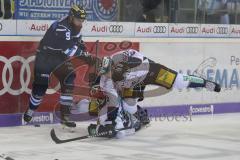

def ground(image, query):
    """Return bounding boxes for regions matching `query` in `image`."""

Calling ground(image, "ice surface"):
[0,113,240,160]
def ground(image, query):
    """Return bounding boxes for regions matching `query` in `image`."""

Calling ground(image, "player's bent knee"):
[173,73,190,90]
[122,99,138,114]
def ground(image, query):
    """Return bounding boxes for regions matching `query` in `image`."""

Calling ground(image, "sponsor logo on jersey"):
[155,68,177,89]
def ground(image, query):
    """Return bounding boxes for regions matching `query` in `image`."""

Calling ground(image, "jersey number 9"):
[66,32,71,40]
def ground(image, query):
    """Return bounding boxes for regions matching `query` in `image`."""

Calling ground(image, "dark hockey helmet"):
[69,5,86,19]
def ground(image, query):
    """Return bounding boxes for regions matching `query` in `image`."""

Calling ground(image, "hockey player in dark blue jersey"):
[23,5,90,128]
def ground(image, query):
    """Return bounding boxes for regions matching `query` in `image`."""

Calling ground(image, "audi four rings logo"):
[109,25,123,33]
[0,56,59,95]
[153,26,167,33]
[186,27,199,34]
[216,27,228,34]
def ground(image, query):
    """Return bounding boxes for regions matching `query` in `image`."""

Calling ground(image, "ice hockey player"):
[23,5,91,128]
[87,49,221,138]
[76,83,150,138]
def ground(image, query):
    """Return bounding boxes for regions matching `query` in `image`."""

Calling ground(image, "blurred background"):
[119,0,240,24]
[1,0,240,24]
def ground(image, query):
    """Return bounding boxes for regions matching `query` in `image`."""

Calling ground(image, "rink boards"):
[0,36,240,126]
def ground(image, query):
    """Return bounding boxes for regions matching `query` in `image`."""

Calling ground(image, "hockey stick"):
[0,154,15,160]
[92,40,100,85]
[50,126,134,144]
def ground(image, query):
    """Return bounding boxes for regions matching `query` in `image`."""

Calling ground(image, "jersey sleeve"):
[39,20,85,57]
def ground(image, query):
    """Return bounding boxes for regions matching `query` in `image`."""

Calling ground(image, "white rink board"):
[1,20,240,38]
[0,36,239,108]
[0,20,17,35]
[140,40,240,107]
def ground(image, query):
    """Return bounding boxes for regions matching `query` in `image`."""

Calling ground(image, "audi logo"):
[216,27,228,34]
[0,23,2,31]
[109,25,123,33]
[153,26,167,33]
[0,56,59,95]
[186,27,199,34]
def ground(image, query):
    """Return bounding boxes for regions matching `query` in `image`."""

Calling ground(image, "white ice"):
[0,113,240,160]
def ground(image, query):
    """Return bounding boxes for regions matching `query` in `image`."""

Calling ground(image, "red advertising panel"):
[0,41,139,114]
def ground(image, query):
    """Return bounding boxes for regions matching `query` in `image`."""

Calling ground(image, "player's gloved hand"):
[75,48,90,56]
[88,123,116,138]
[90,85,101,97]
[77,39,87,52]
[82,51,91,56]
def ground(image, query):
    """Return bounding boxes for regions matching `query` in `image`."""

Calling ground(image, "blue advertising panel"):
[15,0,118,21]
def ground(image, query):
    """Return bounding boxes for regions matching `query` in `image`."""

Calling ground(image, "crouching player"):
[76,84,150,138]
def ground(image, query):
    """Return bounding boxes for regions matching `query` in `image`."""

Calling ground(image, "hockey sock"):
[29,83,48,110]
[173,74,205,89]
[29,94,43,110]
[185,75,206,88]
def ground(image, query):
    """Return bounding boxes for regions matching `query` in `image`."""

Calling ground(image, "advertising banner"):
[229,25,240,37]
[140,40,240,108]
[0,40,139,117]
[134,23,169,37]
[168,23,201,37]
[2,20,240,38]
[15,0,118,21]
[82,21,135,37]
[0,20,17,35]
[200,24,230,37]
[17,20,53,36]
[1,36,240,126]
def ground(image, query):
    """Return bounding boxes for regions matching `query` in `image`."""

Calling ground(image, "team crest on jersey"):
[93,0,117,21]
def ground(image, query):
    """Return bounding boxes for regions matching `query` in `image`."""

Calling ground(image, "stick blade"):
[50,129,62,144]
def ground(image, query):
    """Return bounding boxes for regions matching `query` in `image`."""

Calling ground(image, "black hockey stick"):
[0,153,15,160]
[50,126,134,144]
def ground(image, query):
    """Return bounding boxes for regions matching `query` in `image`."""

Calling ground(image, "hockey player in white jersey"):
[85,49,221,138]
[76,82,149,138]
